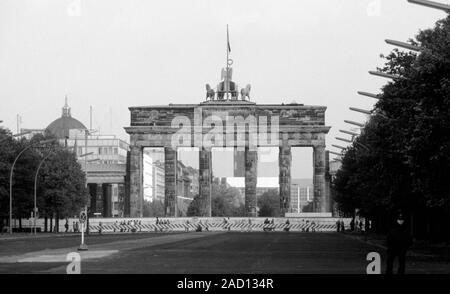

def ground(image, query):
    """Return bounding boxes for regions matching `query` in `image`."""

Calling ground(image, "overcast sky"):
[0,0,446,171]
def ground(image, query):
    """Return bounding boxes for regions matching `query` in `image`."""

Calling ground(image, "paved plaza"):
[0,232,448,274]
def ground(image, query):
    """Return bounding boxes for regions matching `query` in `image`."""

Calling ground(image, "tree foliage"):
[257,189,281,217]
[0,131,87,224]
[143,199,165,217]
[187,178,245,217]
[333,16,450,237]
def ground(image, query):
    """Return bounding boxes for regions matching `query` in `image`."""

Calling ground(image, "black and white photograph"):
[0,0,449,284]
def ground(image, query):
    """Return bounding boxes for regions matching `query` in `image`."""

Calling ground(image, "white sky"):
[0,0,447,166]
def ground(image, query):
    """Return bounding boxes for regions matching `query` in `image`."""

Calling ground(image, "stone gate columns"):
[199,147,212,217]
[279,145,291,215]
[313,145,327,213]
[164,147,177,217]
[245,147,258,217]
[129,145,143,217]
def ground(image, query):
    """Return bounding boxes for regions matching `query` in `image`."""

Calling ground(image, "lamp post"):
[407,0,450,12]
[349,107,372,115]
[328,151,343,157]
[336,137,352,143]
[339,130,359,137]
[9,139,55,234]
[33,151,54,235]
[344,120,365,128]
[357,91,381,100]
[78,148,94,251]
[385,39,422,52]
[80,147,93,236]
[369,70,401,80]
[332,144,346,150]
[354,141,371,152]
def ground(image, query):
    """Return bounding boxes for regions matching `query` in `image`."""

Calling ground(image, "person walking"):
[311,221,316,232]
[284,219,290,232]
[336,219,341,232]
[64,219,69,233]
[386,213,413,275]
[350,218,355,232]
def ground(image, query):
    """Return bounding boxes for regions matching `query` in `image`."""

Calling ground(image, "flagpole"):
[226,24,229,100]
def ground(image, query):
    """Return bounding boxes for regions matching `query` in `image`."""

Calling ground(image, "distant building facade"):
[36,98,130,217]
[290,178,313,213]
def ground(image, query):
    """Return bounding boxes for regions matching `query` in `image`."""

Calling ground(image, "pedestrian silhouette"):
[386,213,413,275]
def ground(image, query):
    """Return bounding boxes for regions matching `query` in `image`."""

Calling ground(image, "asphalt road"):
[0,232,449,274]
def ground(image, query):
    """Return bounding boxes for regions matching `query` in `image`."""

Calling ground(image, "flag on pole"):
[227,25,231,53]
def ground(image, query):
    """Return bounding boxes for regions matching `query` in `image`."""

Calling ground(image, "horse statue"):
[205,84,215,100]
[240,84,251,100]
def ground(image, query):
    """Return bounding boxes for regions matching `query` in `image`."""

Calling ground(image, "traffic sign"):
[79,211,87,224]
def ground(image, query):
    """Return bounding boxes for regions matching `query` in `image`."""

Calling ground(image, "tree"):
[143,199,164,217]
[187,194,202,217]
[211,180,244,217]
[0,129,20,229]
[38,144,87,231]
[187,178,245,217]
[333,15,450,239]
[0,130,42,229]
[257,189,280,217]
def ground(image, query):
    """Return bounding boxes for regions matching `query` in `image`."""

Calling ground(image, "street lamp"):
[385,39,422,52]
[33,151,54,235]
[344,120,365,128]
[354,141,371,152]
[9,139,55,234]
[357,91,380,99]
[79,152,93,158]
[350,107,389,120]
[339,130,359,137]
[407,0,450,12]
[332,144,346,150]
[369,70,401,80]
[349,107,372,115]
[335,137,352,143]
[328,151,342,157]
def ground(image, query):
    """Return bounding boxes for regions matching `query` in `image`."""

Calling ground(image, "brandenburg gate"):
[124,67,331,217]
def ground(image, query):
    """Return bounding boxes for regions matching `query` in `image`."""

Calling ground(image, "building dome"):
[45,97,87,139]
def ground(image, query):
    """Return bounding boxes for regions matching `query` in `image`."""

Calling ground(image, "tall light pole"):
[336,137,352,143]
[332,144,346,150]
[385,39,422,52]
[407,0,450,12]
[369,70,401,80]
[328,151,343,157]
[349,107,372,115]
[9,139,55,234]
[357,91,380,99]
[339,130,359,137]
[78,143,93,250]
[33,151,54,235]
[344,120,365,128]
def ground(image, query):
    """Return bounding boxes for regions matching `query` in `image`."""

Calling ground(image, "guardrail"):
[7,217,352,233]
